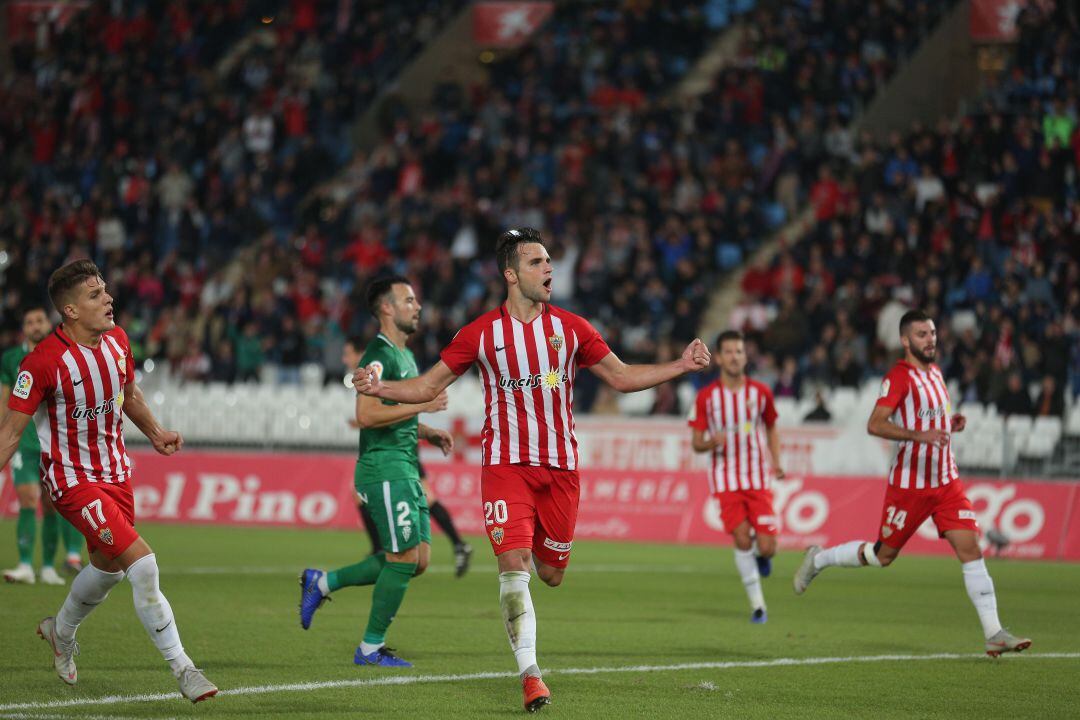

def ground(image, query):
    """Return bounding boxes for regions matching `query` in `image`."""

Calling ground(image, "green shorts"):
[356,477,430,553]
[10,448,39,486]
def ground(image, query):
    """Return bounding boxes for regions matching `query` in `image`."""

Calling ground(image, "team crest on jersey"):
[402,524,412,542]
[13,371,32,399]
[881,525,893,538]
[491,526,504,546]
[98,527,114,546]
[548,334,563,352]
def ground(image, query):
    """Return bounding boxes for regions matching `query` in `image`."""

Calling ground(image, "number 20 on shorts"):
[485,500,508,525]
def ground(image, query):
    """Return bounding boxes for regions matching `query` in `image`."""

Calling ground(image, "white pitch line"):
[168,563,707,575]
[1,652,1077,712]
[0,714,178,720]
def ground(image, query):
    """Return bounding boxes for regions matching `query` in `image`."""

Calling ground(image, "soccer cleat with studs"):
[176,666,218,703]
[522,675,551,713]
[298,568,331,630]
[354,646,413,667]
[4,563,36,584]
[985,629,1032,658]
[454,543,473,578]
[37,616,78,685]
[793,545,822,595]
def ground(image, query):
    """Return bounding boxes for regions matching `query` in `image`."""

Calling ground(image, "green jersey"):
[0,344,40,455]
[356,334,421,484]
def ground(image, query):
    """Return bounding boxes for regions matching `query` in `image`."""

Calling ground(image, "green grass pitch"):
[1,520,1078,719]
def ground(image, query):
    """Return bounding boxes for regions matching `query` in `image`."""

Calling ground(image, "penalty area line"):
[2,652,1078,712]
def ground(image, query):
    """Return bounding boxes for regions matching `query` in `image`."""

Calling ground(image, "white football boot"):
[37,616,78,685]
[4,563,36,584]
[176,666,219,703]
[985,629,1032,658]
[793,545,823,595]
[39,566,66,585]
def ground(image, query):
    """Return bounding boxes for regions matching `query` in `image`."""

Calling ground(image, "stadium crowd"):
[729,1,1080,417]
[1,0,1074,419]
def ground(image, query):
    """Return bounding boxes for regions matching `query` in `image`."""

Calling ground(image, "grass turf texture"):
[0,520,1077,719]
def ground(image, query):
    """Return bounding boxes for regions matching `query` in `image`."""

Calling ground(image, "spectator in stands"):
[802,390,832,423]
[995,372,1034,417]
[1034,375,1065,417]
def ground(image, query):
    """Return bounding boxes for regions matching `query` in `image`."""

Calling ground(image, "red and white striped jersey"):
[440,303,611,470]
[876,360,958,490]
[7,326,134,499]
[688,378,778,493]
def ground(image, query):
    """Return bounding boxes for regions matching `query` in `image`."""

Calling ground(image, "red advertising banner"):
[473,2,553,48]
[970,0,1025,42]
[2,451,1078,561]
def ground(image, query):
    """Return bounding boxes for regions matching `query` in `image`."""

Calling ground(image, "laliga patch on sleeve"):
[368,361,384,381]
[13,370,33,399]
[879,379,890,398]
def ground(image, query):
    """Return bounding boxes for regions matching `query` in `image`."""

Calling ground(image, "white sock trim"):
[862,543,882,567]
[359,641,384,656]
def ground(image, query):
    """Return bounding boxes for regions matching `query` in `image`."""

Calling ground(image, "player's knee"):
[539,570,564,587]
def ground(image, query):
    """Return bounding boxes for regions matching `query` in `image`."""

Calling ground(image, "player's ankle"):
[520,664,542,679]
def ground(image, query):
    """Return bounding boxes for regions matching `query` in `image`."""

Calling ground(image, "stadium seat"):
[774,397,799,426]
[1068,405,1080,436]
[1032,416,1063,445]
[617,388,657,416]
[300,363,325,389]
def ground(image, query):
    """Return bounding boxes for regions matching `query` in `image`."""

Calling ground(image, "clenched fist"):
[681,338,711,371]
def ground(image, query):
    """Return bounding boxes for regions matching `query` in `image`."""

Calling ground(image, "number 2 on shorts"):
[395,501,412,530]
[485,500,508,525]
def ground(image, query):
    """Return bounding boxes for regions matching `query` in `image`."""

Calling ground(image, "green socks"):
[327,554,386,592]
[41,512,60,567]
[16,508,35,565]
[362,561,417,645]
[61,518,83,556]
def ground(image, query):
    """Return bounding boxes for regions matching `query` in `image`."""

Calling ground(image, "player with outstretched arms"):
[793,309,1031,657]
[353,228,711,712]
[688,330,783,623]
[0,260,217,702]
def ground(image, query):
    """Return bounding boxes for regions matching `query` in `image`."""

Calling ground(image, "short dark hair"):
[21,303,50,320]
[496,227,544,273]
[365,274,410,318]
[344,335,365,352]
[48,260,103,315]
[899,309,932,335]
[715,330,744,350]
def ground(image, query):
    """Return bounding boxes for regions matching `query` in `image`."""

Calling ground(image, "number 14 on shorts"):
[885,505,908,530]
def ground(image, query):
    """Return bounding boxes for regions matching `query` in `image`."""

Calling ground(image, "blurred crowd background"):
[0,0,1077,420]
